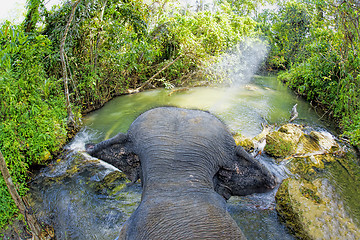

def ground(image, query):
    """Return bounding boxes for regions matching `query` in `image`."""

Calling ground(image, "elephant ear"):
[214,145,277,200]
[86,133,142,184]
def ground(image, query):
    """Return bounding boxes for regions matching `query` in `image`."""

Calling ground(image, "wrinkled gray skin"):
[86,107,277,240]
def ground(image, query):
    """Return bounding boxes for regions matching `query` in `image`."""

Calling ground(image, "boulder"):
[244,123,359,239]
[264,124,304,158]
[261,124,339,176]
[276,178,360,240]
[233,133,255,153]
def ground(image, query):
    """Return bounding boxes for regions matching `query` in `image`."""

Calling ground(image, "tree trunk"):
[60,0,82,128]
[0,150,42,239]
[94,0,108,71]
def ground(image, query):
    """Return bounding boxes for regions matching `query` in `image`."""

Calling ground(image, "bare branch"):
[60,0,81,127]
[127,54,183,94]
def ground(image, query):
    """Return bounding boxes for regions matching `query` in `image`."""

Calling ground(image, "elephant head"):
[86,107,278,239]
[85,107,277,198]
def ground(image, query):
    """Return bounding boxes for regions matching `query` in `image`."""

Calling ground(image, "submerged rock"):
[276,178,360,240]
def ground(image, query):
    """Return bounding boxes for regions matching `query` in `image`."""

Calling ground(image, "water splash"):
[66,127,101,151]
[208,38,269,86]
[206,38,269,129]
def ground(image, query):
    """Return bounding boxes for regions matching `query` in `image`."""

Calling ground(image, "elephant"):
[86,107,278,240]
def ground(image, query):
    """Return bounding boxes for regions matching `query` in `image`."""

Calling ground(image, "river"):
[29,75,359,239]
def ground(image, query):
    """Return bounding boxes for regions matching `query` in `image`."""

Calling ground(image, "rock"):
[94,170,128,193]
[264,124,304,158]
[263,124,338,176]
[244,84,259,91]
[253,124,274,142]
[261,123,359,239]
[309,131,339,152]
[276,178,360,240]
[233,124,274,157]
[233,133,254,153]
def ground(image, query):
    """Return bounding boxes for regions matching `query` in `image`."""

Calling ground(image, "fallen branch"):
[168,87,190,96]
[127,54,183,94]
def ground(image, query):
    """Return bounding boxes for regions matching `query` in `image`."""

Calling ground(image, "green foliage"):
[0,22,67,229]
[219,0,275,16]
[152,3,258,82]
[0,0,261,230]
[277,0,360,146]
[258,1,311,70]
[24,0,46,33]
[40,0,259,110]
[42,0,154,110]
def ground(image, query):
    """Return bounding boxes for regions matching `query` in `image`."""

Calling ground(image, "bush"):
[0,22,67,229]
[279,25,360,146]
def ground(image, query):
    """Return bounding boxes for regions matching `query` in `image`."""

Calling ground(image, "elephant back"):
[120,193,246,240]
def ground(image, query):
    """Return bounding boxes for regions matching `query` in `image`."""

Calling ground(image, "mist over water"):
[206,38,269,118]
[209,38,268,86]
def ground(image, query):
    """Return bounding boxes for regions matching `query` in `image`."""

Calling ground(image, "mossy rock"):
[278,124,304,138]
[296,132,339,155]
[265,124,337,175]
[95,170,128,193]
[309,131,339,152]
[233,134,255,152]
[264,124,304,158]
[286,133,337,176]
[287,157,325,178]
[296,134,322,155]
[276,178,360,240]
[265,132,296,158]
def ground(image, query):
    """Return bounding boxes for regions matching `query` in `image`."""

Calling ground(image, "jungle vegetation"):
[0,0,359,236]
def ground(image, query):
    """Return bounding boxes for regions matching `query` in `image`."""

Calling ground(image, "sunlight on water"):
[83,76,325,140]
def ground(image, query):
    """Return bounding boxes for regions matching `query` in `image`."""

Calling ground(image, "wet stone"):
[275,178,360,240]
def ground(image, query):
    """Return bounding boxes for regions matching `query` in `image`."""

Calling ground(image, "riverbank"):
[0,2,260,232]
[2,0,359,238]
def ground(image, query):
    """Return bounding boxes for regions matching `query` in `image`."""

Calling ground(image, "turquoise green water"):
[80,75,327,240]
[84,76,325,140]
[30,75,360,239]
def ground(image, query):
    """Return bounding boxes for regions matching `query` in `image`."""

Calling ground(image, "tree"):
[266,1,311,69]
[24,0,44,33]
[60,0,82,128]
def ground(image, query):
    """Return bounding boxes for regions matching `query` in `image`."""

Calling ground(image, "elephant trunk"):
[85,132,127,155]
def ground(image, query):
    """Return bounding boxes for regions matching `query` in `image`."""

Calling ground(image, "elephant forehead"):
[130,107,228,136]
[128,108,236,167]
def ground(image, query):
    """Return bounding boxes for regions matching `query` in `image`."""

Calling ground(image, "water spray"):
[209,38,269,86]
